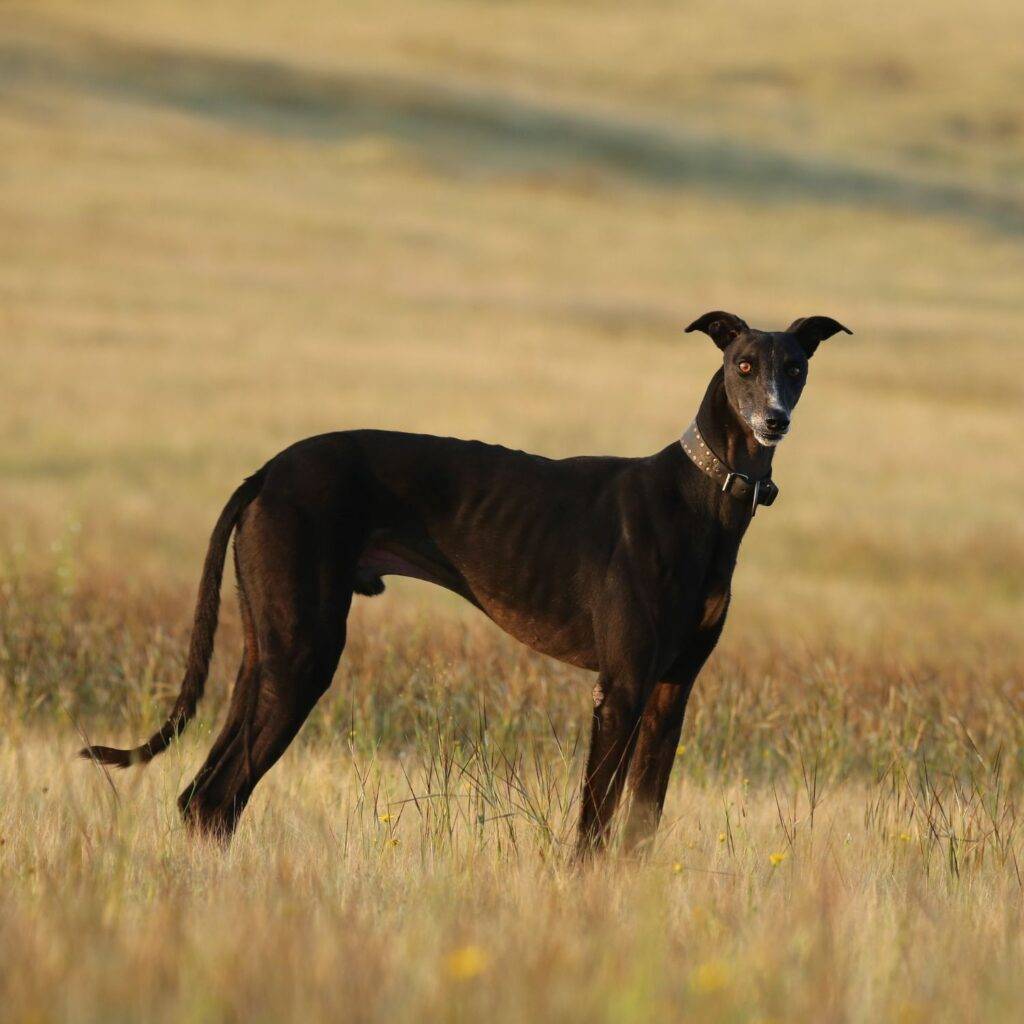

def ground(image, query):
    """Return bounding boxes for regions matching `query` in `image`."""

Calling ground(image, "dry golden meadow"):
[2,1,1024,1021]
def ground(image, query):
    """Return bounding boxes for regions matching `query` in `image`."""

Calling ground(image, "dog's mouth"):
[751,426,788,447]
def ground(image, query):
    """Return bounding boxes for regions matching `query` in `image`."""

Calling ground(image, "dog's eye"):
[787,365,803,378]
[737,360,752,375]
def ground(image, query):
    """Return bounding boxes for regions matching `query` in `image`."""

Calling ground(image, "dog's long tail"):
[79,468,266,768]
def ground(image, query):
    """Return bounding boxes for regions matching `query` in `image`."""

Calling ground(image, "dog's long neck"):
[694,368,774,480]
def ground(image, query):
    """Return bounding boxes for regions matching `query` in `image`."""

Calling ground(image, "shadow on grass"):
[4,15,1024,233]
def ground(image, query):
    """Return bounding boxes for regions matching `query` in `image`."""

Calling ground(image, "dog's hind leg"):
[178,500,353,840]
[176,543,262,820]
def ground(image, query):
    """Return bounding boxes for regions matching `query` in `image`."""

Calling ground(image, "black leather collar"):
[679,421,779,516]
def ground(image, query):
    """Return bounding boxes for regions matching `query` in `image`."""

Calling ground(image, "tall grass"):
[5,713,1024,1022]
[3,569,1023,796]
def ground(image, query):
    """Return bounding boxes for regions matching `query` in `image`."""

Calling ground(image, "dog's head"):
[685,311,851,446]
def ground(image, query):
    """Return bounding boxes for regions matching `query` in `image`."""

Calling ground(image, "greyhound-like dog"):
[82,310,850,853]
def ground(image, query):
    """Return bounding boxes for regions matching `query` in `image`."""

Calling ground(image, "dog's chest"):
[678,532,741,636]
[698,586,731,631]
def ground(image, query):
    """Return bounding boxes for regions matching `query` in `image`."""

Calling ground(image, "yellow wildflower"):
[445,945,490,980]
[769,851,787,867]
[690,958,730,994]
[379,813,393,823]
[672,861,684,874]
[896,1002,925,1024]
[717,832,727,844]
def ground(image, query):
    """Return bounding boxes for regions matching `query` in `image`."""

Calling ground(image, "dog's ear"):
[684,311,749,350]
[787,316,852,357]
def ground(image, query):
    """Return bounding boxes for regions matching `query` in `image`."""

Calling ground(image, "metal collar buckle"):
[682,421,779,516]
[721,470,750,495]
[722,471,764,517]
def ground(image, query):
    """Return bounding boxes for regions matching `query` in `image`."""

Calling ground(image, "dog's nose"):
[764,411,790,432]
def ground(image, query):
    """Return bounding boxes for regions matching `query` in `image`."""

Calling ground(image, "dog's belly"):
[354,539,597,670]
[355,539,465,596]
[469,593,598,671]
[357,547,446,588]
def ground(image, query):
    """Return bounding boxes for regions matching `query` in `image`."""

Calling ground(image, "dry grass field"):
[2,1,1024,1021]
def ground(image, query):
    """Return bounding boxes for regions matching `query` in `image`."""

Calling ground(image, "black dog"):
[83,310,850,853]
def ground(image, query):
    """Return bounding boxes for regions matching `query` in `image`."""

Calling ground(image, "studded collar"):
[679,420,779,516]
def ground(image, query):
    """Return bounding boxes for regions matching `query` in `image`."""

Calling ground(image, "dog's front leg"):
[620,624,725,855]
[619,680,693,855]
[575,672,651,859]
